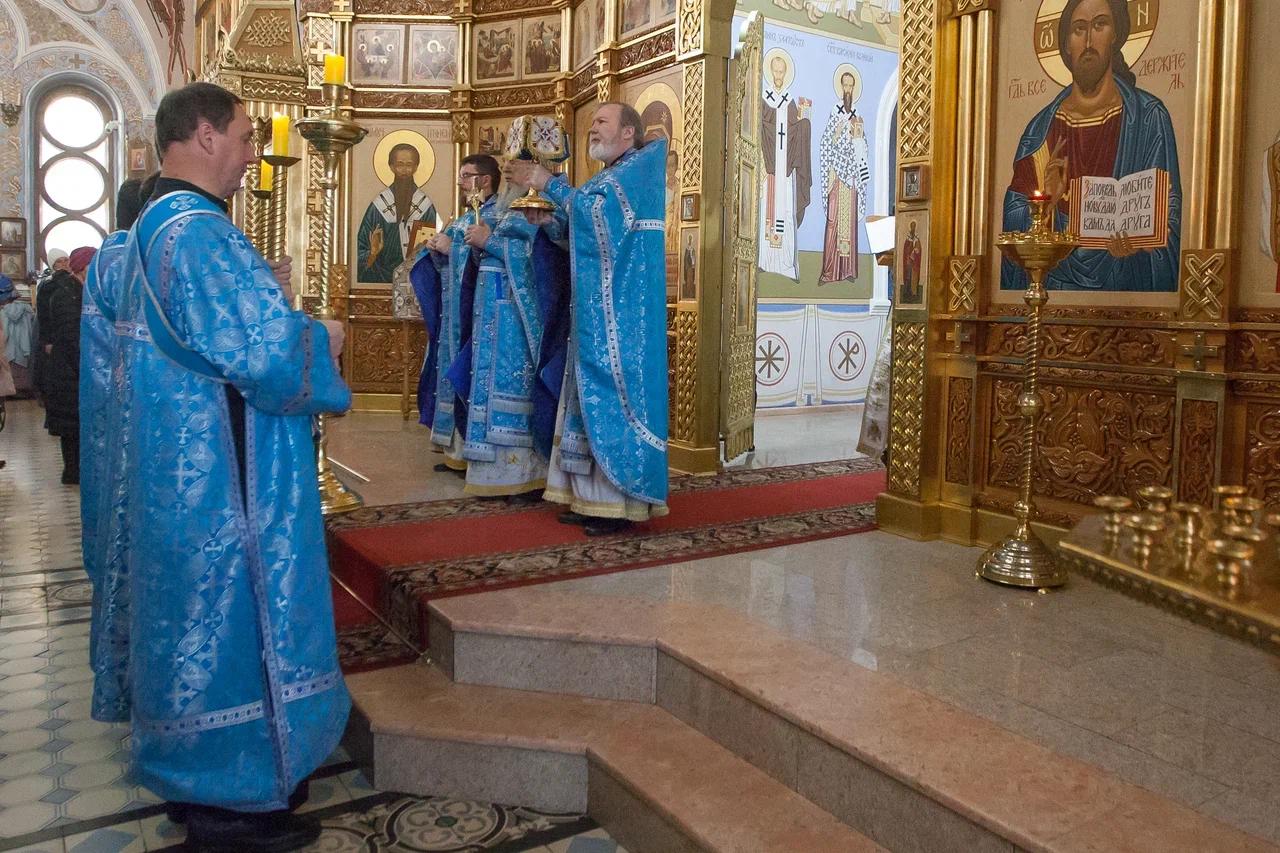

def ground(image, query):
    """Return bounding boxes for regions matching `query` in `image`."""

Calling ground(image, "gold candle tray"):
[1057,512,1280,655]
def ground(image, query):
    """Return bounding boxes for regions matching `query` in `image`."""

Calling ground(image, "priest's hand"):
[505,159,552,191]
[522,210,553,226]
[320,319,345,359]
[427,232,451,254]
[1107,231,1137,258]
[464,222,491,249]
[268,255,294,302]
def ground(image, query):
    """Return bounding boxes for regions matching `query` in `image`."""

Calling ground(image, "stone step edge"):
[347,665,879,853]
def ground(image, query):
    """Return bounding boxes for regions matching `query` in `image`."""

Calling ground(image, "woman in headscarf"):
[0,274,35,394]
[43,246,95,484]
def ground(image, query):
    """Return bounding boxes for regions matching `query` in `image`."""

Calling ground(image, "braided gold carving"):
[946,255,978,314]
[899,0,934,161]
[678,0,701,55]
[675,310,698,442]
[682,62,703,190]
[945,377,973,484]
[305,18,336,87]
[888,322,926,496]
[242,12,292,47]
[1177,399,1218,506]
[241,78,307,102]
[305,153,327,297]
[1178,249,1227,321]
[452,111,471,143]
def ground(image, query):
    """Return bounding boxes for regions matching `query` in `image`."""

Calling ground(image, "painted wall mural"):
[734,6,898,409]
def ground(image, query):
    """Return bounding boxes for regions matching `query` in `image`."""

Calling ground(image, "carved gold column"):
[666,0,731,474]
[877,0,949,537]
[1174,0,1242,505]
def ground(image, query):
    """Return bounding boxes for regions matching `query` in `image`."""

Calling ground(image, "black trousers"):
[59,433,79,483]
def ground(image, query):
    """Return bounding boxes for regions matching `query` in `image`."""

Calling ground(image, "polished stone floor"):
[0,401,623,853]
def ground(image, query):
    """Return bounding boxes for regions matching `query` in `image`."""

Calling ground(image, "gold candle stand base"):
[978,528,1066,589]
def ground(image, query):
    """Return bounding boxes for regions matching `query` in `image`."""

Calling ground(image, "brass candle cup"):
[1123,512,1164,567]
[1222,496,1264,530]
[1093,495,1134,544]
[1212,484,1248,512]
[1207,538,1254,598]
[1169,502,1206,555]
[1136,485,1174,516]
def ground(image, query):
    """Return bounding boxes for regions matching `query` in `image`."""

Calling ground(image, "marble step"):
[344,663,882,853]
[422,587,1277,853]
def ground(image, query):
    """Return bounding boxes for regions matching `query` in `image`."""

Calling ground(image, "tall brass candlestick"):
[246,118,272,253]
[297,82,367,515]
[262,153,300,261]
[978,193,1079,589]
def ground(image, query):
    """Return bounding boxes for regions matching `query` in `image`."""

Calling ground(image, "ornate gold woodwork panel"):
[944,377,973,484]
[982,324,1178,369]
[898,0,934,162]
[674,310,698,443]
[945,255,979,314]
[1177,399,1219,505]
[888,322,926,496]
[984,378,1175,505]
[1245,401,1280,508]
[1178,249,1229,322]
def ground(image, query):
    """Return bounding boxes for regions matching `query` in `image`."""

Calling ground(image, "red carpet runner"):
[329,458,884,671]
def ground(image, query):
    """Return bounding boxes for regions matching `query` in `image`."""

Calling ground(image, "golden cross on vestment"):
[945,321,973,353]
[1180,331,1222,372]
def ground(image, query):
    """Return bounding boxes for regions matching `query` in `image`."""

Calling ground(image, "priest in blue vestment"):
[103,83,350,852]
[506,103,669,535]
[459,188,571,499]
[410,154,501,474]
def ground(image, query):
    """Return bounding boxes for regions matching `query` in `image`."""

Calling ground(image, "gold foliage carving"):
[1234,380,1280,398]
[354,0,451,13]
[1233,331,1280,373]
[945,377,972,484]
[986,379,1174,504]
[675,311,698,442]
[983,324,1177,368]
[216,48,306,77]
[946,256,978,314]
[353,90,451,110]
[349,296,392,317]
[474,0,550,11]
[1234,308,1280,323]
[618,30,676,73]
[1246,402,1280,508]
[682,62,703,190]
[1177,399,1217,505]
[888,322,926,496]
[678,0,702,55]
[898,0,934,161]
[571,65,594,98]
[473,84,558,109]
[982,361,1175,390]
[988,304,1174,322]
[242,13,292,48]
[351,323,410,390]
[1178,249,1227,321]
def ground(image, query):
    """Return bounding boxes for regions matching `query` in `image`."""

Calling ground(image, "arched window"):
[33,84,117,266]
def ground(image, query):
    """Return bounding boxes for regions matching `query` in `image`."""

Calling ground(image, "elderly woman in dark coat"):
[43,246,95,484]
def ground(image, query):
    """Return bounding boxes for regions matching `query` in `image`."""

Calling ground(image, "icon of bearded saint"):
[1002,0,1181,293]
[819,69,870,284]
[357,143,437,283]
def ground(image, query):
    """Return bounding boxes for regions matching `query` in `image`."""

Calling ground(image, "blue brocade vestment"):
[106,191,353,811]
[543,141,670,506]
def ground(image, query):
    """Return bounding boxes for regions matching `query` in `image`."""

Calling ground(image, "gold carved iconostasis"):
[880,0,1280,544]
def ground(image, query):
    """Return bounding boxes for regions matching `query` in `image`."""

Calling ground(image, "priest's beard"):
[1070,49,1108,95]
[493,183,526,215]
[588,142,607,162]
[392,176,417,221]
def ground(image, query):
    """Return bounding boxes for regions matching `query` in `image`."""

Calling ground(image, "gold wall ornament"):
[950,0,996,17]
[674,310,698,442]
[296,81,370,515]
[946,255,979,314]
[1177,398,1220,506]
[944,320,973,353]
[898,0,934,161]
[680,61,703,190]
[888,322,927,496]
[1178,249,1228,321]
[242,12,293,48]
[678,0,702,55]
[944,376,973,484]
[978,193,1078,590]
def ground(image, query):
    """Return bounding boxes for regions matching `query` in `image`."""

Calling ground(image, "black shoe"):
[164,802,188,824]
[433,462,454,473]
[583,518,633,537]
[507,491,542,506]
[557,510,588,525]
[167,781,305,826]
[184,806,320,853]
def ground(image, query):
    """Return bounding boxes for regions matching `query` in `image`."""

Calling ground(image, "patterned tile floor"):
[0,401,625,853]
